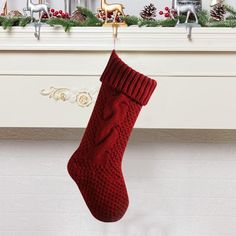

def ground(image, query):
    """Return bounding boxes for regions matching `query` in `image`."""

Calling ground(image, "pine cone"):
[140,3,157,20]
[71,9,87,22]
[8,10,23,17]
[210,4,226,21]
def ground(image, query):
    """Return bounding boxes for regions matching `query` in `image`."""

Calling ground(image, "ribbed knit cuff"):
[100,50,157,106]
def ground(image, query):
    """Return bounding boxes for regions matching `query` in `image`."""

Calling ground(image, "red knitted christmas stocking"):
[67,50,157,222]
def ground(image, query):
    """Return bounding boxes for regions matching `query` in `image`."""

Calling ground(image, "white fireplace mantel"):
[0,27,236,130]
[0,26,236,52]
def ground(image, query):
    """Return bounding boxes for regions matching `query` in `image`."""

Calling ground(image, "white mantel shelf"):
[0,26,236,52]
[0,26,236,130]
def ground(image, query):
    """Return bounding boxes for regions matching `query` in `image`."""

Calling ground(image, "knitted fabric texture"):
[67,50,157,222]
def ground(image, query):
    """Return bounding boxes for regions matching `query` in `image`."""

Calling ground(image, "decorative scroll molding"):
[40,86,98,107]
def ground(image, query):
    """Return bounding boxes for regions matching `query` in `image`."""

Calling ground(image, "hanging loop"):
[112,23,119,39]
[112,23,119,49]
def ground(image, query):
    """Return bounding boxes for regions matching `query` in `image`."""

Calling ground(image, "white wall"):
[6,0,236,17]
[2,1,236,235]
[1,132,236,236]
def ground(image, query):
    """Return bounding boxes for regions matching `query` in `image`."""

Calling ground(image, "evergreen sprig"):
[121,15,139,26]
[74,6,102,27]
[198,10,209,26]
[0,16,32,29]
[139,18,177,27]
[1,17,21,29]
[19,17,32,27]
[207,19,236,27]
[225,4,236,16]
[44,18,76,32]
[226,15,236,20]
[45,7,102,31]
[224,4,236,21]
[0,16,5,25]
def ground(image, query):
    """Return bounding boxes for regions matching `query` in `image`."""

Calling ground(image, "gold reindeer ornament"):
[100,0,127,26]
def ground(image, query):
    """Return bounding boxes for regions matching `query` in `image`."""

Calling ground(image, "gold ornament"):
[210,0,224,7]
[40,87,98,108]
[40,87,71,102]
[100,0,126,26]
[76,92,93,107]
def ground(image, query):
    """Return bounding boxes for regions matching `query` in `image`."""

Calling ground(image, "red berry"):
[65,13,69,18]
[159,11,163,15]
[59,10,63,14]
[62,13,66,18]
[53,12,59,17]
[165,7,169,11]
[165,13,170,17]
[50,8,55,13]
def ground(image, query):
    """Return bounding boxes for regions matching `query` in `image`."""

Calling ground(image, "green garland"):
[44,7,102,31]
[1,6,236,31]
[0,16,31,29]
[225,4,236,20]
[225,5,236,16]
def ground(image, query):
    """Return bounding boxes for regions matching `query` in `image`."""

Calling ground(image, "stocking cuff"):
[100,50,157,106]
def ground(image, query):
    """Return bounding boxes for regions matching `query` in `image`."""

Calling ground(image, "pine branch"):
[45,18,76,32]
[76,6,95,19]
[45,14,102,31]
[139,18,177,27]
[197,10,209,26]
[225,4,236,16]
[84,17,102,27]
[0,16,5,26]
[158,18,177,27]
[1,17,21,29]
[19,17,31,27]
[122,15,139,26]
[226,15,236,20]
[207,19,236,27]
[74,7,102,27]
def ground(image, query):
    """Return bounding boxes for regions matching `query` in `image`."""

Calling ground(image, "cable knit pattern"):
[67,50,157,222]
